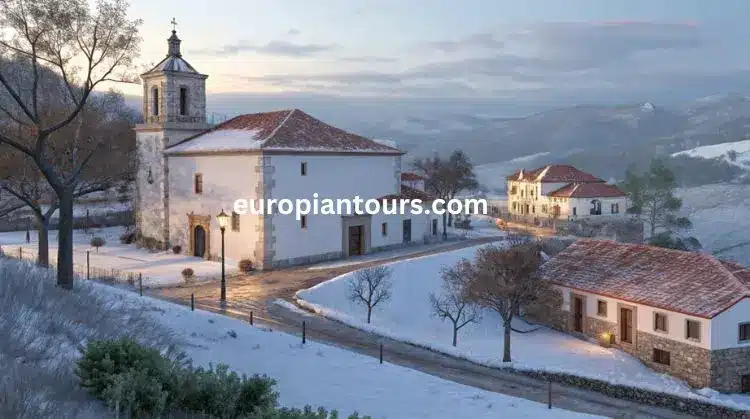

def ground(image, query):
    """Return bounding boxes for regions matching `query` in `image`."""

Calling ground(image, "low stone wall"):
[711,346,750,392]
[510,368,748,418]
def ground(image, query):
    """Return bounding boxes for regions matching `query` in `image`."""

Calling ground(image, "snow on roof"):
[540,239,750,318]
[144,55,200,74]
[166,109,403,155]
[547,182,627,198]
[507,165,604,183]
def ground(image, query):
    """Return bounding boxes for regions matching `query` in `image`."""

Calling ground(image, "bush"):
[181,268,194,282]
[172,245,182,254]
[239,259,254,273]
[119,232,136,244]
[90,237,106,253]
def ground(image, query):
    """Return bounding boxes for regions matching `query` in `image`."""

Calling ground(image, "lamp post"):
[216,210,230,306]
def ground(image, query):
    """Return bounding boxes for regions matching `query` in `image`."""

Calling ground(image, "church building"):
[135,30,439,269]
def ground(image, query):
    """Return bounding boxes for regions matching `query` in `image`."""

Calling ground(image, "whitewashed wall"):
[136,131,167,242]
[568,197,628,218]
[370,210,437,249]
[167,154,262,262]
[712,298,750,350]
[558,287,712,350]
[268,154,400,261]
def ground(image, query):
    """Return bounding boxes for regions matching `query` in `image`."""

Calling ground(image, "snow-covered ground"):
[672,139,750,167]
[679,183,750,266]
[0,226,237,287]
[296,244,750,410]
[99,283,594,418]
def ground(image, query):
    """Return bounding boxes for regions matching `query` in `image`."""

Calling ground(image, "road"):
[153,237,696,419]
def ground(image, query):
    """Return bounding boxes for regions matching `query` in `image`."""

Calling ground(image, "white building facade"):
[506,165,628,221]
[135,30,439,269]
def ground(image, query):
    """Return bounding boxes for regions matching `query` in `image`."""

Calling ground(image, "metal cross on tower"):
[170,17,178,31]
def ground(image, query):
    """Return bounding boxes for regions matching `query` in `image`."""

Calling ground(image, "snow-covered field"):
[0,226,237,287]
[296,244,750,410]
[672,139,750,167]
[0,256,595,418]
[679,183,750,266]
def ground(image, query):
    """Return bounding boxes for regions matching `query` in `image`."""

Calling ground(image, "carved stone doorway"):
[188,213,211,260]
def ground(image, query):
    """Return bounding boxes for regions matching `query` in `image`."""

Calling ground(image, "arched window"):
[151,87,159,116]
[179,87,188,116]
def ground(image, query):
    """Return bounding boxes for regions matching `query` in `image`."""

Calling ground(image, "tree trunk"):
[56,190,75,289]
[367,306,372,324]
[502,320,512,362]
[36,218,49,267]
[452,326,458,347]
[442,212,448,240]
[448,213,453,227]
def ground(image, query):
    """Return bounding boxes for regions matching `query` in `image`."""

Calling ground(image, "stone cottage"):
[538,239,750,393]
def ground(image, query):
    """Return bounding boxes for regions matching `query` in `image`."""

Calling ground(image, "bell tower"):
[134,22,212,247]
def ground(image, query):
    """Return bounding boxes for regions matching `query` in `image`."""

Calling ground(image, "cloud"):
[198,40,336,57]
[337,56,398,64]
[287,28,301,36]
[230,21,750,101]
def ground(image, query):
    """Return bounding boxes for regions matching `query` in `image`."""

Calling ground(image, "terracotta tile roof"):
[506,165,604,183]
[548,182,627,198]
[378,185,437,202]
[539,239,750,318]
[401,172,426,181]
[167,109,403,155]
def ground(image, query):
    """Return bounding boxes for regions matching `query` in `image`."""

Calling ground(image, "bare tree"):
[0,0,141,288]
[462,243,556,362]
[348,266,393,324]
[414,150,478,239]
[429,259,481,346]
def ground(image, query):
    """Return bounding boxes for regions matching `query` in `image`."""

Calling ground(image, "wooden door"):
[193,226,206,258]
[573,297,584,332]
[620,307,633,343]
[402,219,412,243]
[348,225,363,256]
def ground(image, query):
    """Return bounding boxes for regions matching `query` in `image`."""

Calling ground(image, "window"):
[611,203,619,214]
[151,87,159,116]
[597,300,607,316]
[654,312,668,333]
[179,87,188,116]
[231,212,240,232]
[510,186,517,195]
[432,219,438,236]
[686,319,701,341]
[532,205,536,214]
[739,323,750,342]
[301,162,307,176]
[194,173,203,194]
[572,207,577,216]
[381,222,387,236]
[653,348,671,366]
[301,215,307,229]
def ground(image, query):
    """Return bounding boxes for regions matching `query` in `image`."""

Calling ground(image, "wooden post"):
[379,342,383,364]
[548,380,552,409]
[138,273,143,296]
[249,311,253,325]
[191,293,195,311]
[302,321,306,344]
[18,246,22,259]
[86,251,90,280]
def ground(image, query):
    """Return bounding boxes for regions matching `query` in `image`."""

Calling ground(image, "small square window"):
[301,215,307,229]
[301,162,307,176]
[231,212,240,232]
[381,222,387,236]
[654,313,668,333]
[194,173,203,194]
[653,348,671,366]
[432,219,438,236]
[686,319,701,341]
[597,300,607,316]
[572,207,577,216]
[739,323,750,342]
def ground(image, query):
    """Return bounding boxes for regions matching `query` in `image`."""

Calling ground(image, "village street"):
[153,236,694,419]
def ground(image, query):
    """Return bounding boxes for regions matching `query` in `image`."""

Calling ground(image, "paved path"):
[153,237,696,419]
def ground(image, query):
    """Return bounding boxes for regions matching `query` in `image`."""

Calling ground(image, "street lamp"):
[216,210,230,306]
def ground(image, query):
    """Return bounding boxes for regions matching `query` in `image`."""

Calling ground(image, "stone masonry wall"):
[711,346,750,392]
[634,331,711,389]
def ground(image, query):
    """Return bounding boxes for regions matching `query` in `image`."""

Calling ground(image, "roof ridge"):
[261,109,296,146]
[707,254,750,294]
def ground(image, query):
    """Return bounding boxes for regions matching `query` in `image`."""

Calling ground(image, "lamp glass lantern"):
[216,210,230,230]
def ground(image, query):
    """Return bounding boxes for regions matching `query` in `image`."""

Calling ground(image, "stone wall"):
[711,346,750,392]
[634,330,711,389]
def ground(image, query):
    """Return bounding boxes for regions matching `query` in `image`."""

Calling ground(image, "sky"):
[121,0,750,106]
